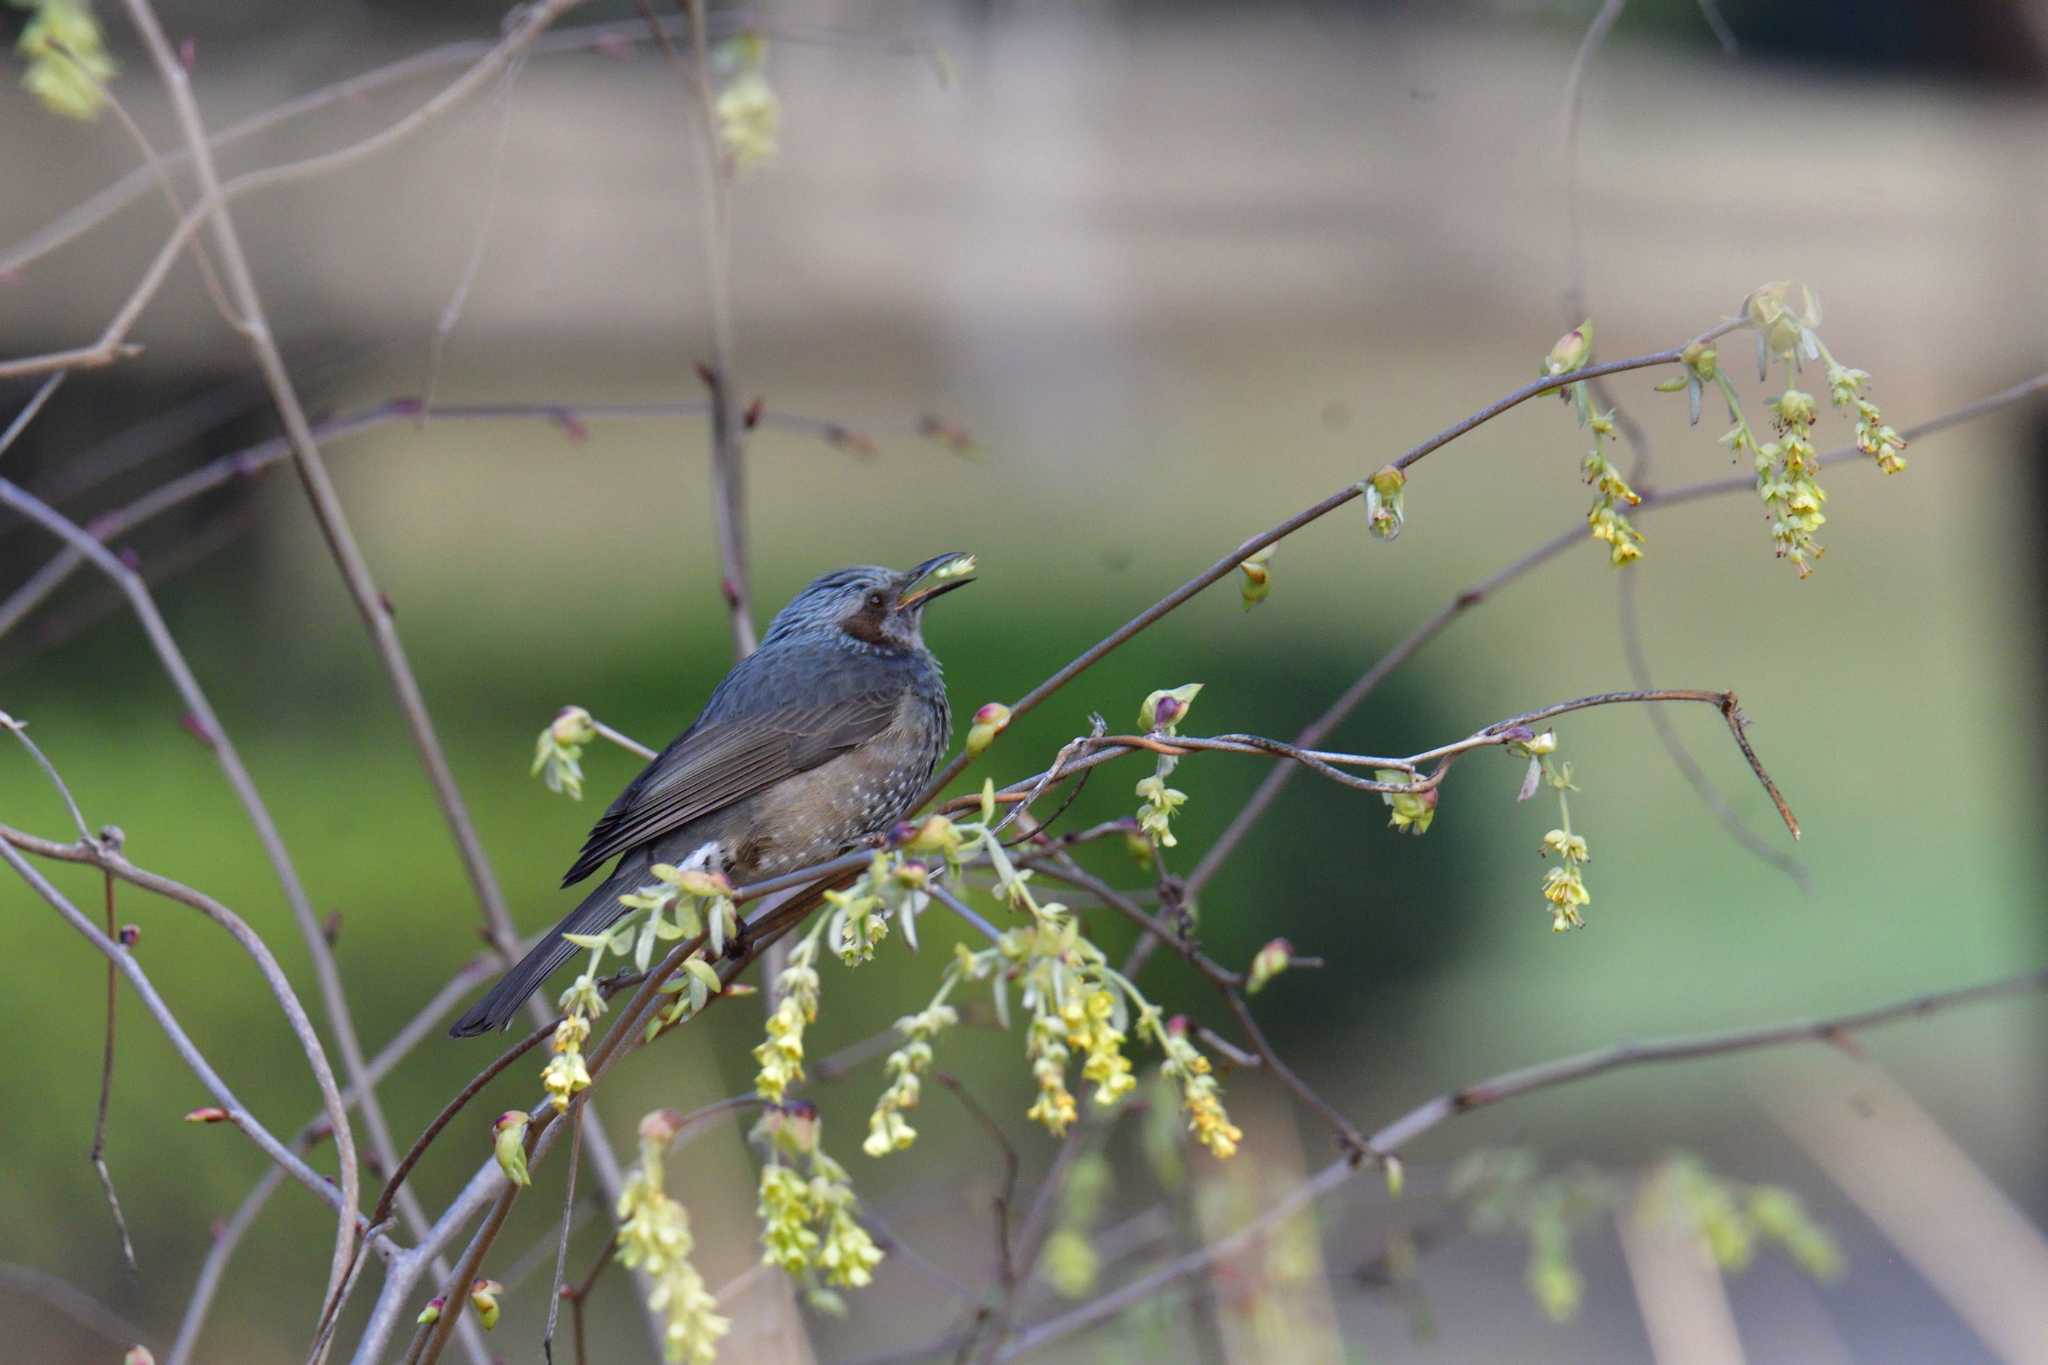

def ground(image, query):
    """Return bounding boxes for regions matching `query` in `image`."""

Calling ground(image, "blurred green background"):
[2,1,2045,1361]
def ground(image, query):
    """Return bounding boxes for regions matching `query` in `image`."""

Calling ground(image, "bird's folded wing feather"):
[560,687,905,886]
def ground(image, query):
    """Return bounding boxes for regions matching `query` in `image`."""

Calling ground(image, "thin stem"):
[90,866,138,1274]
[541,1109,583,1364]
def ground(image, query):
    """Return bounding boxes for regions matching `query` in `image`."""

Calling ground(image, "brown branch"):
[540,1108,583,1365]
[915,324,1741,807]
[90,864,138,1275]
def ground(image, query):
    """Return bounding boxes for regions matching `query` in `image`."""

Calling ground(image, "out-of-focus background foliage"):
[2,1,2045,1360]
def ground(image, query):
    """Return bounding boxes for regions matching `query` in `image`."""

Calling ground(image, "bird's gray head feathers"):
[760,553,973,655]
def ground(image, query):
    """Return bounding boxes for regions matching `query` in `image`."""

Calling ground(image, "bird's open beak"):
[896,551,976,610]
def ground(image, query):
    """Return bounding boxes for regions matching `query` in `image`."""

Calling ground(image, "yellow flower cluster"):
[1025,1011,1079,1136]
[715,56,780,169]
[823,882,888,965]
[1143,1012,1243,1159]
[752,938,821,1104]
[755,1110,886,1291]
[16,0,116,121]
[541,1012,593,1112]
[1754,386,1829,577]
[758,1161,821,1274]
[1827,362,1908,476]
[1725,283,1907,577]
[1537,766,1593,932]
[1540,859,1590,933]
[1067,987,1136,1107]
[618,1113,730,1364]
[1582,428,1645,566]
[1134,773,1189,848]
[862,999,957,1157]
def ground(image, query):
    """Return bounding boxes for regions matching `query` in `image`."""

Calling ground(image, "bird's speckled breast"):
[740,684,950,876]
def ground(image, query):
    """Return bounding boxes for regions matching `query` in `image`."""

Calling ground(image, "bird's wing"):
[560,685,904,886]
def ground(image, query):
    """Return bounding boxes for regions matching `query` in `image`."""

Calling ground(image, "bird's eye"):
[866,591,886,610]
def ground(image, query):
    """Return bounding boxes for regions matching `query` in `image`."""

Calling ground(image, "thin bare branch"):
[0,396,889,644]
[0,374,66,462]
[167,1167,284,1365]
[0,839,385,1254]
[0,1261,155,1353]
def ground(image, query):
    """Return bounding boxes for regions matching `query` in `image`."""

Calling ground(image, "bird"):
[450,552,974,1037]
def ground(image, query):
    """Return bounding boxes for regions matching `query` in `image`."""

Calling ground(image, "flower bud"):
[416,1296,444,1326]
[1237,546,1274,611]
[1545,320,1593,376]
[184,1106,229,1124]
[492,1111,531,1188]
[469,1279,504,1331]
[550,706,595,747]
[1246,938,1293,995]
[1139,683,1203,733]
[1743,281,1819,362]
[1363,466,1407,542]
[124,1349,155,1365]
[1375,770,1437,835]
[653,864,733,898]
[638,1108,686,1148]
[1769,388,1817,428]
[904,815,963,858]
[1681,340,1717,380]
[894,859,931,889]
[760,1101,821,1156]
[118,923,141,946]
[1384,1154,1405,1199]
[965,701,1011,757]
[1123,829,1154,868]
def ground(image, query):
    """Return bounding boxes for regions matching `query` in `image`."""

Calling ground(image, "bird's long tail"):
[449,855,647,1037]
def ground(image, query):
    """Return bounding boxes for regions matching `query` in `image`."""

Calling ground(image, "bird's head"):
[764,552,976,655]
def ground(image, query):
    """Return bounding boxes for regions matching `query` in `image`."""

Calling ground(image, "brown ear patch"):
[840,599,890,646]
